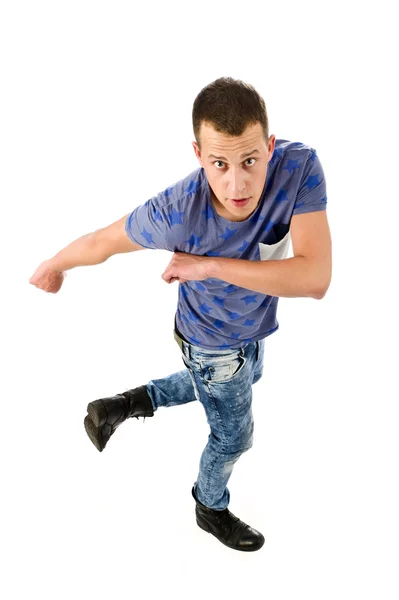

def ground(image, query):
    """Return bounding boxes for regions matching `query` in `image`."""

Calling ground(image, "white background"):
[1,1,398,598]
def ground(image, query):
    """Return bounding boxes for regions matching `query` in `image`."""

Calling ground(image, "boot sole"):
[196,518,265,552]
[84,414,104,452]
[87,400,107,428]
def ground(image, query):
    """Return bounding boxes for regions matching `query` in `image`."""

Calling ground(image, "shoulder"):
[151,166,204,212]
[270,138,315,168]
[269,138,325,198]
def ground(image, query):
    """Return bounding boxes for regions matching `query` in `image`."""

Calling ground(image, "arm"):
[161,211,332,298]
[209,256,320,299]
[48,213,146,272]
[208,211,332,299]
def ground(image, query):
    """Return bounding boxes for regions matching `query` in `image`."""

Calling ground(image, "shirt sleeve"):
[293,149,328,215]
[124,189,176,252]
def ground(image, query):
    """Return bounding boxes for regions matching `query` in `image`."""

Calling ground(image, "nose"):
[227,169,247,198]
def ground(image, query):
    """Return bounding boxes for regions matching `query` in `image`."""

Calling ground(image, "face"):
[192,121,275,222]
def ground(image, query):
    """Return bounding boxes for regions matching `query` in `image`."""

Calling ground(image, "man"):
[29,76,332,552]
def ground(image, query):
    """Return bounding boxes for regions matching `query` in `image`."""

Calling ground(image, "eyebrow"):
[208,149,260,160]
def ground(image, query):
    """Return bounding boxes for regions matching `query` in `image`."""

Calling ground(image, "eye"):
[213,158,257,169]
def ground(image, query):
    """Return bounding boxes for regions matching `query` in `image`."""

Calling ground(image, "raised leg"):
[145,367,198,410]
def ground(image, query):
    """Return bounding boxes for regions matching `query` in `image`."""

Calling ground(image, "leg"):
[145,364,199,411]
[182,340,260,510]
[195,383,254,510]
[84,360,199,452]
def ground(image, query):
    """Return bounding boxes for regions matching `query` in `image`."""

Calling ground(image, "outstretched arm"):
[29,213,146,293]
[47,213,146,272]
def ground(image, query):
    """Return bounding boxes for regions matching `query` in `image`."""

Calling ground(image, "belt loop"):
[183,339,192,361]
[256,340,259,362]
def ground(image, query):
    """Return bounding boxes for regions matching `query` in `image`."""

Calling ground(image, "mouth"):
[231,197,250,208]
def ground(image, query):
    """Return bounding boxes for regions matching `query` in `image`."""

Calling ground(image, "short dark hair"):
[192,77,269,150]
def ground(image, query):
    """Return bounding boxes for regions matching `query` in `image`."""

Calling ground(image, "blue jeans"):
[145,326,265,510]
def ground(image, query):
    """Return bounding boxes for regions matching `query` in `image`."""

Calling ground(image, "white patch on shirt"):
[258,231,291,261]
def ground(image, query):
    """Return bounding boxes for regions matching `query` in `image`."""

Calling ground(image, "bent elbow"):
[313,281,331,300]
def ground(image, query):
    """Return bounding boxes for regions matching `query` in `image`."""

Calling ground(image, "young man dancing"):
[29,76,332,552]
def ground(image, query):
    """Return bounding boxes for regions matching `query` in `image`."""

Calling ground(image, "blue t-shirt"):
[125,138,327,349]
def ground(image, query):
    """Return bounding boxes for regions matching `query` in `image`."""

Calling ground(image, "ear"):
[268,135,276,159]
[192,141,203,166]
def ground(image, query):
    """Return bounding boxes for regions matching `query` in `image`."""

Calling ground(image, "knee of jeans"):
[245,419,254,449]
[223,422,254,454]
[244,430,254,451]
[236,435,253,454]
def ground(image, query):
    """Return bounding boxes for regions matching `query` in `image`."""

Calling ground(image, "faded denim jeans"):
[145,324,265,510]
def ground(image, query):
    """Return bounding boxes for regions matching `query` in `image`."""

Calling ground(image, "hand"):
[161,252,213,284]
[29,259,67,294]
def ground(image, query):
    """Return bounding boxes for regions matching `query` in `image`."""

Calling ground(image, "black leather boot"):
[192,485,265,552]
[84,385,154,452]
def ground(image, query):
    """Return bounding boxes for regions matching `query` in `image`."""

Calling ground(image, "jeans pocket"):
[201,352,246,385]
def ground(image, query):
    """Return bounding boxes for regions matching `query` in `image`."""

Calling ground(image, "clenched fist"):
[29,260,66,294]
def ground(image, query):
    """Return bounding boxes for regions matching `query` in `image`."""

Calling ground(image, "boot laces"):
[213,509,233,534]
